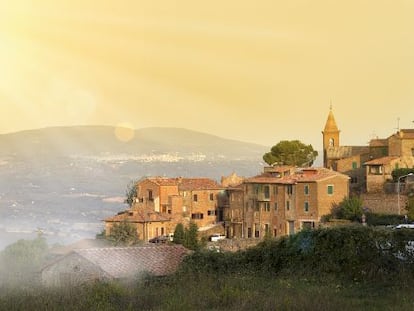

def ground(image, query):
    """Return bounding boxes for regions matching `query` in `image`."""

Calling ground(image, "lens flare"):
[114,122,135,142]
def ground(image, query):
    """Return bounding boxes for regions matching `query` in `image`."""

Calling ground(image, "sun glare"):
[114,122,135,142]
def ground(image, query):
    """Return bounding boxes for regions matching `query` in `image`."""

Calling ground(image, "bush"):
[107,221,139,246]
[334,196,364,221]
[391,168,414,182]
[180,225,414,282]
[365,212,405,226]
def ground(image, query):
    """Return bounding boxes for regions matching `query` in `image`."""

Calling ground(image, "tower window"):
[329,138,334,147]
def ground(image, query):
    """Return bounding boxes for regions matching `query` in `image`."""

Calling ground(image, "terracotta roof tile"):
[391,129,414,140]
[178,178,222,190]
[364,156,399,165]
[369,139,388,147]
[326,146,369,158]
[105,208,170,223]
[145,177,222,190]
[245,167,348,184]
[74,245,189,278]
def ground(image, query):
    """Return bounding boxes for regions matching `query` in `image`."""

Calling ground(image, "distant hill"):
[0,126,268,159]
[0,126,267,249]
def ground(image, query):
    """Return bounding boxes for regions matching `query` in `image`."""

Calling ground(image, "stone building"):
[41,245,188,287]
[322,107,370,193]
[104,208,170,242]
[322,108,414,194]
[225,166,349,238]
[104,177,227,241]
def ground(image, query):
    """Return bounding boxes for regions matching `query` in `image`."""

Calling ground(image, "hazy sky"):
[0,0,413,150]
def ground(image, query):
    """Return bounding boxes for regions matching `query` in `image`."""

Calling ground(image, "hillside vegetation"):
[1,226,414,310]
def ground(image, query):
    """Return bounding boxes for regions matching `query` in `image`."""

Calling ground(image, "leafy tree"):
[334,196,364,221]
[108,221,139,246]
[406,194,414,221]
[184,222,200,251]
[263,140,318,167]
[391,168,414,182]
[0,236,49,285]
[125,179,139,207]
[173,223,185,244]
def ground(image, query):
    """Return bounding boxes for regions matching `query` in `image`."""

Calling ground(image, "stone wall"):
[361,193,408,215]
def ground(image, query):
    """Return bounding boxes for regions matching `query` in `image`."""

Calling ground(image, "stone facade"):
[225,166,349,239]
[361,193,407,215]
[322,109,414,194]
[104,209,170,241]
[104,177,227,240]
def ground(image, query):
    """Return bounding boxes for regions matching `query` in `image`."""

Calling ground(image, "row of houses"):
[104,166,350,242]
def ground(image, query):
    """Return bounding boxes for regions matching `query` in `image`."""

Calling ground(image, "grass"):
[1,273,414,310]
[2,226,414,310]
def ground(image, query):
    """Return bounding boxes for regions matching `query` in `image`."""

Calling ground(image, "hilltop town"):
[104,108,414,243]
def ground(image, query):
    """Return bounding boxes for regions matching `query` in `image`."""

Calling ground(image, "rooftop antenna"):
[396,117,400,131]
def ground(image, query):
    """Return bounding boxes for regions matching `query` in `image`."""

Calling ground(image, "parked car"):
[209,234,226,242]
[149,236,168,243]
[394,224,414,230]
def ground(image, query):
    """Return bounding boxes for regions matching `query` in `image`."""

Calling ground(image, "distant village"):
[104,108,414,242]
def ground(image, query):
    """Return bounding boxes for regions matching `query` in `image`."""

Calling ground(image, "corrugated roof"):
[74,245,189,278]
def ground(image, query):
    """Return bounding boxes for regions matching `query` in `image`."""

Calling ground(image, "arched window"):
[329,138,334,147]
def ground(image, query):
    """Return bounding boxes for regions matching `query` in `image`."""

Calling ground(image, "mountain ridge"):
[0,126,268,159]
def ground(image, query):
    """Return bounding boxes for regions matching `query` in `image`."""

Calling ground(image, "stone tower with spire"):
[322,107,340,168]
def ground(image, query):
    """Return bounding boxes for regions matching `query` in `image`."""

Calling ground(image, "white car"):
[394,224,414,229]
[209,234,226,242]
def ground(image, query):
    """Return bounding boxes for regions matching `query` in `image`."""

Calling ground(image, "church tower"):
[322,107,340,167]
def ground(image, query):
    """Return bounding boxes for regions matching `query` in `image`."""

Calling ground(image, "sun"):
[114,122,135,142]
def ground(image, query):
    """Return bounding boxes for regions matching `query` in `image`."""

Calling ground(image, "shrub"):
[365,212,405,226]
[181,225,414,282]
[107,221,139,246]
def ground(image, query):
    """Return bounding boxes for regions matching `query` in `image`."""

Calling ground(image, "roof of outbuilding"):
[68,245,189,278]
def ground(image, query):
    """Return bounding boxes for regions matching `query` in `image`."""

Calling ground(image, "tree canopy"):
[125,179,139,207]
[107,221,139,246]
[263,140,318,167]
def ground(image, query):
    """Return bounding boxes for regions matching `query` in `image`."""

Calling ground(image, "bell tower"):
[322,106,340,167]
